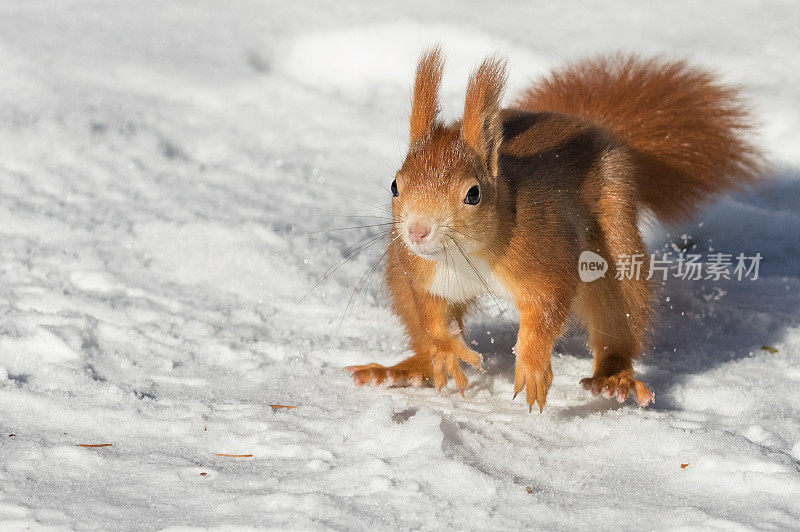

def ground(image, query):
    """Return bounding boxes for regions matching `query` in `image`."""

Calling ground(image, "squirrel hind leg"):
[575,277,655,407]
[574,203,654,407]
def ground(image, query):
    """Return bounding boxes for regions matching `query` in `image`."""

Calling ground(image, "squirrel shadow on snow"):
[465,172,800,413]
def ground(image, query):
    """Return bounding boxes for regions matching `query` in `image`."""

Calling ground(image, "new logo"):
[578,251,608,282]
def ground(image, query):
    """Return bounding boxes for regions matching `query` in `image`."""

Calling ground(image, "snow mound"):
[279,21,550,113]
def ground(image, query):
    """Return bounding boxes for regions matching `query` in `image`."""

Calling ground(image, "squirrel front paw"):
[345,362,427,388]
[430,341,484,396]
[345,341,484,395]
[513,356,553,413]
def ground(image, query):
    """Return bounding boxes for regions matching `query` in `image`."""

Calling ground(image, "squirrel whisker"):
[295,229,391,308]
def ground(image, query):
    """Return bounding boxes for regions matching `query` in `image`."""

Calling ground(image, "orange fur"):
[462,56,508,176]
[346,52,764,412]
[516,54,765,222]
[409,46,444,146]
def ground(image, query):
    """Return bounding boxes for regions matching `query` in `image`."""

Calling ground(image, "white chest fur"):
[427,253,513,303]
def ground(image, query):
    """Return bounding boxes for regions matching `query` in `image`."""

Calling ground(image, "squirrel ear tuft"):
[462,56,508,177]
[409,46,445,146]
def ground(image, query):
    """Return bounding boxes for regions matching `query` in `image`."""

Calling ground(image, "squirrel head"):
[392,47,508,262]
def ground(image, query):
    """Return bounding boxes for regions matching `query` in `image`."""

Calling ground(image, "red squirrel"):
[345,48,763,412]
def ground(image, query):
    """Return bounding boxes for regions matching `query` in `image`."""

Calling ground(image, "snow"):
[1,1,799,529]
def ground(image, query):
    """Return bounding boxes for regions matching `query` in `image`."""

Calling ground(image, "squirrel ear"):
[461,56,508,177]
[409,46,444,146]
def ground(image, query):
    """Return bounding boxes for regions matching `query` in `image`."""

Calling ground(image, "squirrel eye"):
[464,185,481,205]
[391,179,398,197]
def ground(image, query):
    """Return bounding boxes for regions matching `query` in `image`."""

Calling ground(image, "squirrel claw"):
[637,390,655,407]
[514,357,552,413]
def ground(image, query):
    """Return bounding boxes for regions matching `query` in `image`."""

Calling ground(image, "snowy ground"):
[1,1,799,530]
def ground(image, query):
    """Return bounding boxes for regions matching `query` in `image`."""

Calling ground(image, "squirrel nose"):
[408,222,431,244]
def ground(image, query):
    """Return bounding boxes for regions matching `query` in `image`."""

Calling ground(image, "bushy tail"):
[516,55,765,223]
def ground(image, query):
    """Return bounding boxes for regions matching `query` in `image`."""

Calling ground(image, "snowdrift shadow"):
[466,171,800,411]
